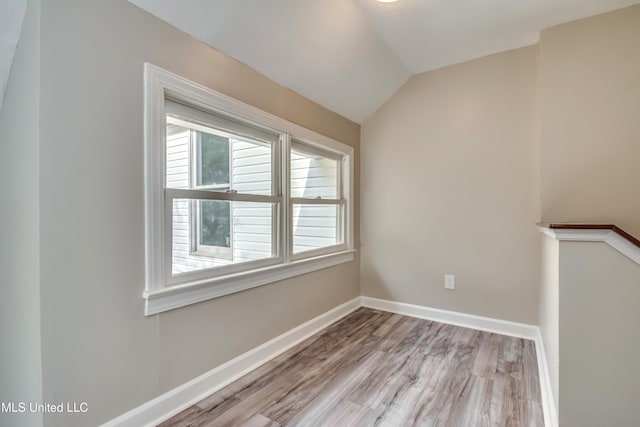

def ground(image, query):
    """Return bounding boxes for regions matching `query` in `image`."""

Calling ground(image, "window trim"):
[143,63,355,315]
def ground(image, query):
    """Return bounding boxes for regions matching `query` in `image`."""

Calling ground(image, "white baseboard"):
[104,295,557,427]
[360,296,538,339]
[534,329,558,427]
[361,296,557,427]
[101,297,361,427]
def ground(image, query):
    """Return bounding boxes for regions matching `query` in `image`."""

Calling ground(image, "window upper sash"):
[165,99,279,146]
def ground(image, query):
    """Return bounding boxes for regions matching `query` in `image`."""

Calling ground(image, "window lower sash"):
[165,192,282,285]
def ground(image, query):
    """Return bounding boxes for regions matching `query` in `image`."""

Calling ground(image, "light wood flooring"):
[159,308,544,427]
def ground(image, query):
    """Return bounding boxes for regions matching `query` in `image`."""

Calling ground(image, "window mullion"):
[281,134,292,263]
[272,133,283,261]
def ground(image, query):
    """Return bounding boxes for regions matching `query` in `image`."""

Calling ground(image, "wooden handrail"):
[538,223,640,249]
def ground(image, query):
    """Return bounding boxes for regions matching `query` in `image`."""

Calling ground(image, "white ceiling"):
[129,0,638,123]
[354,0,640,74]
[129,0,410,124]
[1,0,639,121]
[0,0,27,112]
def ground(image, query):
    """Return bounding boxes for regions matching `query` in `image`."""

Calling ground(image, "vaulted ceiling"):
[2,1,639,121]
[127,0,639,123]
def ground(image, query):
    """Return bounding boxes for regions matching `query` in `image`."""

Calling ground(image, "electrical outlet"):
[444,274,455,290]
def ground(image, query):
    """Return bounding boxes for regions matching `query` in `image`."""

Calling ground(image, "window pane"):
[232,138,272,196]
[166,115,272,195]
[196,132,229,187]
[291,148,339,199]
[198,200,230,248]
[292,204,340,254]
[172,199,276,276]
[166,121,191,190]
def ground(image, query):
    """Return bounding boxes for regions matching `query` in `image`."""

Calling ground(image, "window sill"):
[144,249,356,315]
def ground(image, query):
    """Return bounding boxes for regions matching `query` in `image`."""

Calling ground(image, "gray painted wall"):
[536,8,640,421]
[0,0,43,426]
[361,46,541,324]
[37,0,360,425]
[540,5,640,237]
[559,242,640,427]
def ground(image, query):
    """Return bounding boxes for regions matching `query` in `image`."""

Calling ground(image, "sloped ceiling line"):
[4,1,634,122]
[0,0,27,112]
[126,0,640,123]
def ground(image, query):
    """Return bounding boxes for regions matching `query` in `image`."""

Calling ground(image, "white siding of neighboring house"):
[230,140,273,263]
[168,132,339,276]
[291,151,339,254]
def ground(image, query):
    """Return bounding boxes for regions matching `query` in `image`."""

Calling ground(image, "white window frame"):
[289,140,346,259]
[143,64,355,315]
[163,100,282,286]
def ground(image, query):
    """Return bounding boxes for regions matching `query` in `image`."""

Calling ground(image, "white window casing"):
[143,64,355,315]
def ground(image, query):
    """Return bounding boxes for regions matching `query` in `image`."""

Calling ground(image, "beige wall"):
[37,0,359,425]
[361,46,541,324]
[559,242,640,427]
[540,5,640,237]
[537,7,640,422]
[538,233,559,409]
[0,1,43,426]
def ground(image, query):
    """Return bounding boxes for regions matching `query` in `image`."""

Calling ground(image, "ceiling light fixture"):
[376,0,399,3]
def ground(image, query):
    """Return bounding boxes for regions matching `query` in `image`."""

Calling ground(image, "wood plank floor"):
[159,308,544,427]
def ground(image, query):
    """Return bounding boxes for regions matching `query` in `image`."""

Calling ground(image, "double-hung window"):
[144,64,354,315]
